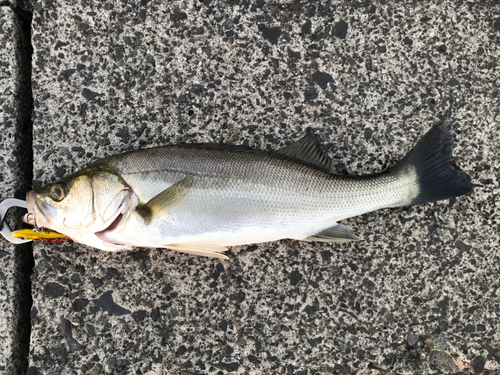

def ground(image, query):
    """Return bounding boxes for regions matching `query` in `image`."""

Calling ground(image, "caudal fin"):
[392,123,473,205]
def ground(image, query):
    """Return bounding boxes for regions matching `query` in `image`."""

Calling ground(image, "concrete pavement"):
[1,0,500,374]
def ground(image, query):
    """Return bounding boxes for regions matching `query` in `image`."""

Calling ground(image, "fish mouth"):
[25,191,36,224]
[25,191,47,229]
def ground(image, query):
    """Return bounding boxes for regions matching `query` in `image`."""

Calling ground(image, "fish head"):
[26,168,134,243]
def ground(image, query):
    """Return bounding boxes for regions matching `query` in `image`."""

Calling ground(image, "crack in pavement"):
[2,3,34,374]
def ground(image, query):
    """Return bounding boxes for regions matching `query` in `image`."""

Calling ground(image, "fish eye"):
[50,185,65,201]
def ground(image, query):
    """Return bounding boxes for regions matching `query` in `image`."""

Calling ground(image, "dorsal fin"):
[275,132,333,172]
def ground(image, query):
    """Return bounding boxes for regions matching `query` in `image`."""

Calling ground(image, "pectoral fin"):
[165,243,229,259]
[136,178,190,224]
[306,224,360,242]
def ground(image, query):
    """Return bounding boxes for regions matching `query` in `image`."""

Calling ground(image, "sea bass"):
[26,124,473,259]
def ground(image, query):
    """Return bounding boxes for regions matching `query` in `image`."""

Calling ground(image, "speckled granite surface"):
[25,0,500,374]
[0,6,32,374]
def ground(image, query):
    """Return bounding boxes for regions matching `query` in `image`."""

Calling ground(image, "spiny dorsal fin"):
[275,132,333,172]
[136,178,190,224]
[306,223,360,243]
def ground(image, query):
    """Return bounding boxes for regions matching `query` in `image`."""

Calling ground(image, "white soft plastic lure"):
[26,124,472,259]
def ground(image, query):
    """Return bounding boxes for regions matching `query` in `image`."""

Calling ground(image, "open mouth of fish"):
[25,191,47,229]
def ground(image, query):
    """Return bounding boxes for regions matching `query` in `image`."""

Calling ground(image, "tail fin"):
[392,123,473,205]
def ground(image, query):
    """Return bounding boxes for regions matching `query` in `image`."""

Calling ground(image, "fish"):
[26,123,473,259]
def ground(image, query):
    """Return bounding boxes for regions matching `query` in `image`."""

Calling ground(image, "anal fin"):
[306,224,360,243]
[165,243,229,259]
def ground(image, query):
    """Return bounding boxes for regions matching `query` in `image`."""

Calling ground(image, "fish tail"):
[391,123,473,205]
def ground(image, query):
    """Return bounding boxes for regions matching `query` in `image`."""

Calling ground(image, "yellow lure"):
[12,229,69,242]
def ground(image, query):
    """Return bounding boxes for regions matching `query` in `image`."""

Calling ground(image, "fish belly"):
[101,169,412,248]
[103,179,327,247]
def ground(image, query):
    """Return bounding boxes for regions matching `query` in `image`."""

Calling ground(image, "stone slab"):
[29,0,500,374]
[0,5,32,374]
